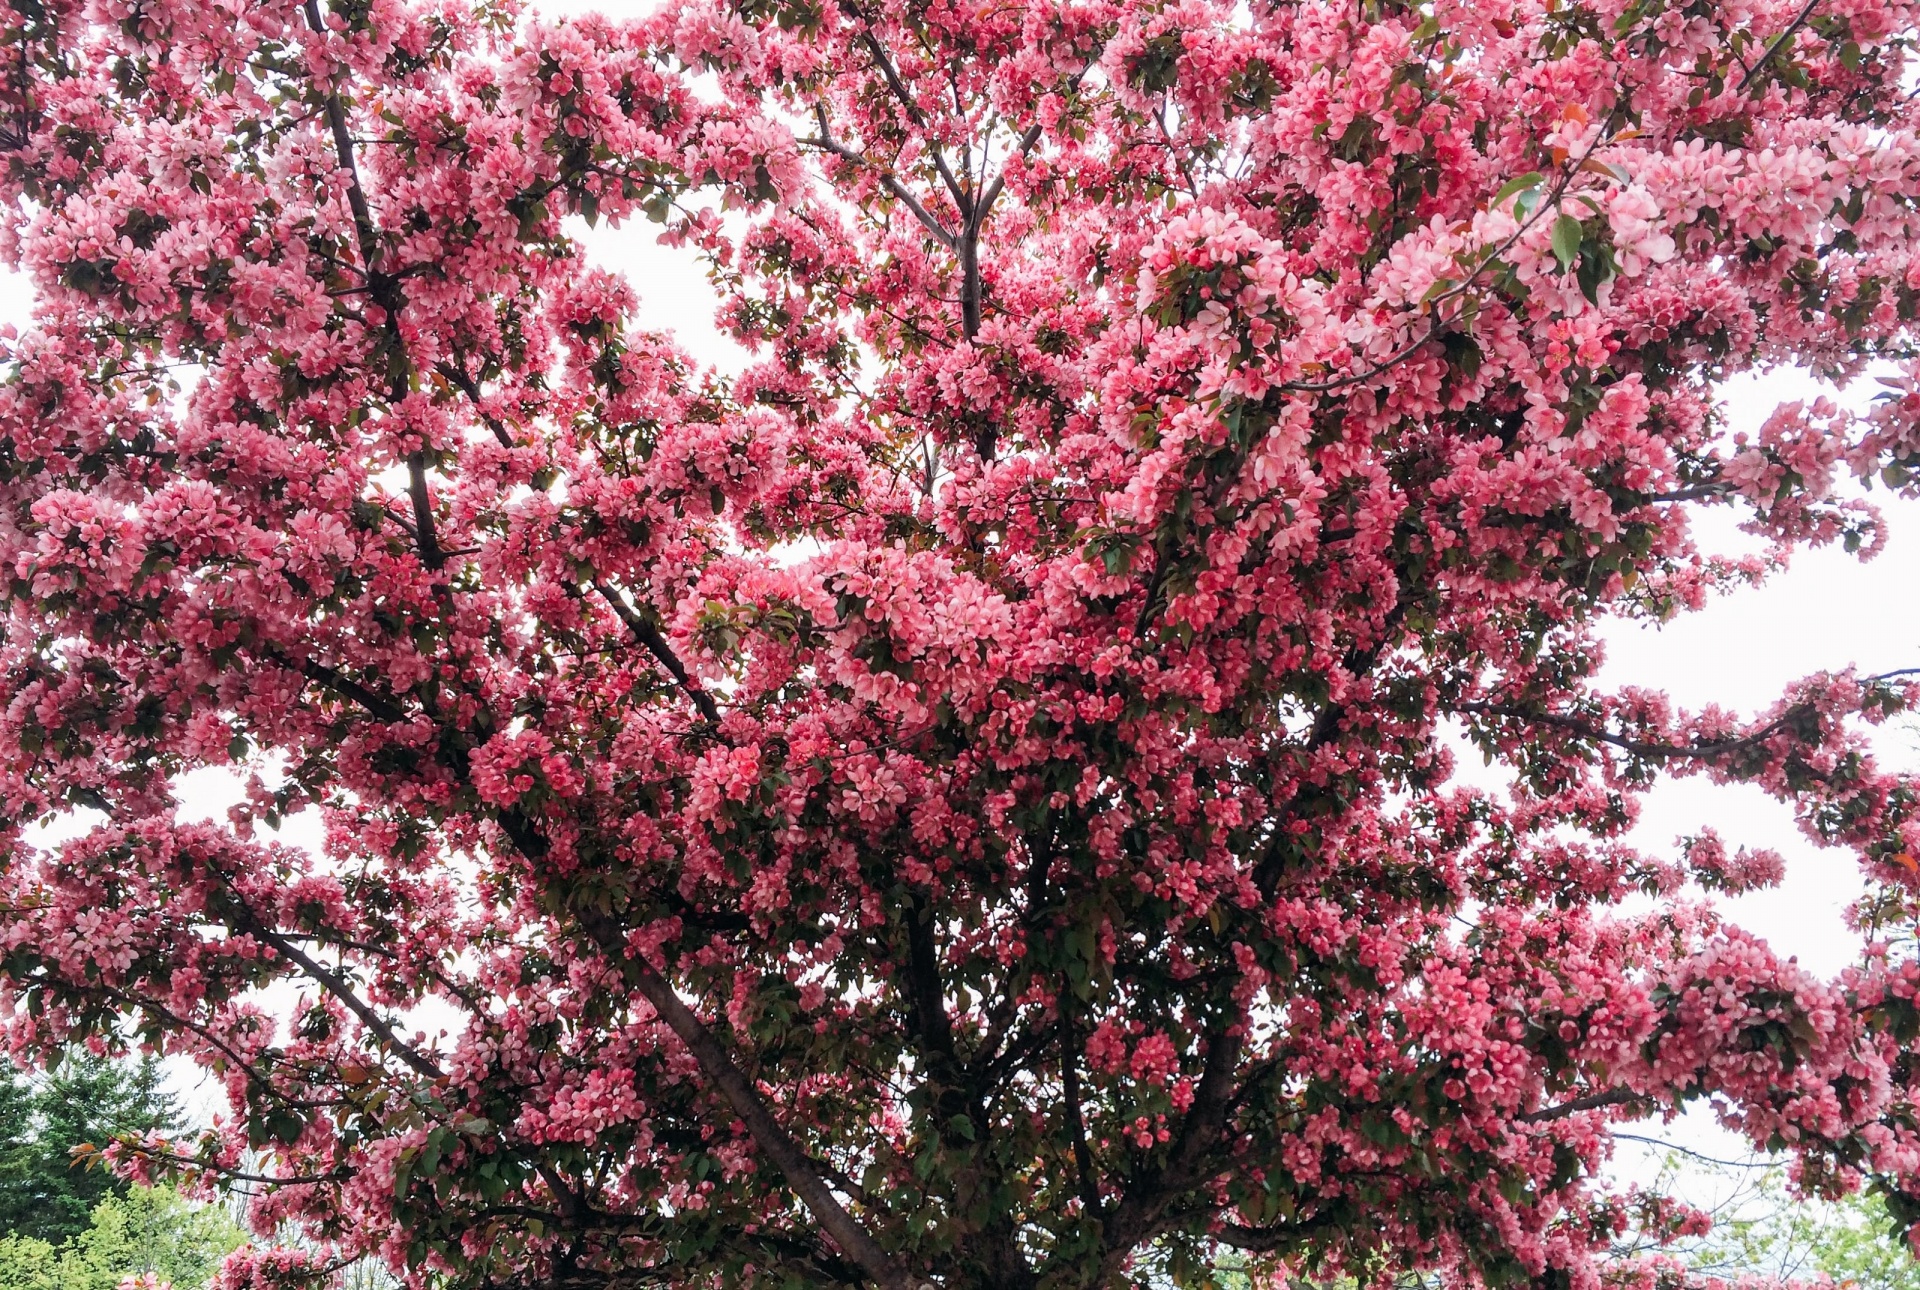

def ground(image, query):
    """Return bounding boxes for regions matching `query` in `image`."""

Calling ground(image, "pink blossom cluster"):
[1,0,1920,1285]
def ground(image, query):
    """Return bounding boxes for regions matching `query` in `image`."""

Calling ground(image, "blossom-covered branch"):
[2,0,1920,1285]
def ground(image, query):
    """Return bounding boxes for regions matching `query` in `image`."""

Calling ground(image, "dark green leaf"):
[1550,213,1584,272]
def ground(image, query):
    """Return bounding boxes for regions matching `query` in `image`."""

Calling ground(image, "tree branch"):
[591,581,722,724]
[611,930,915,1290]
[844,19,970,214]
[491,803,910,1288]
[901,893,956,1060]
[1516,1088,1645,1123]
[241,920,445,1079]
[265,647,408,724]
[302,0,380,273]
[436,361,517,448]
[407,451,444,570]
[971,120,1044,231]
[806,111,958,253]
[1098,1022,1245,1273]
[1456,669,1919,761]
[1214,1221,1292,1253]
[1453,701,1803,762]
[1058,1010,1103,1220]
[305,0,444,572]
[249,522,900,1290]
[1737,0,1822,91]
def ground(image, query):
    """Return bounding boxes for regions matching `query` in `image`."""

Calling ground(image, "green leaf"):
[264,1108,307,1145]
[1550,213,1584,272]
[1491,171,1545,208]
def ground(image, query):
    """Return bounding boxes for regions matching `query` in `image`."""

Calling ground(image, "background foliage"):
[0,1183,246,1290]
[0,1052,182,1245]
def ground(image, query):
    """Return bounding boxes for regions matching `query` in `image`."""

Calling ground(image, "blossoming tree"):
[3,0,1920,1284]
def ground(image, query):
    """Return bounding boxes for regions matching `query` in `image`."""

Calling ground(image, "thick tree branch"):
[1058,1010,1103,1220]
[305,0,445,572]
[252,643,903,1287]
[1098,1022,1244,1270]
[277,930,493,1016]
[490,810,907,1287]
[843,19,970,213]
[267,647,408,724]
[303,0,380,273]
[407,451,444,570]
[1214,1221,1291,1253]
[614,935,916,1290]
[902,893,957,1060]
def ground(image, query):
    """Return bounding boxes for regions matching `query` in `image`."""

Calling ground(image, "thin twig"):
[1737,0,1823,92]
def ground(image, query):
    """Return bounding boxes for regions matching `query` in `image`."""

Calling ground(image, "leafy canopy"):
[0,1183,247,1290]
[3,0,1920,1286]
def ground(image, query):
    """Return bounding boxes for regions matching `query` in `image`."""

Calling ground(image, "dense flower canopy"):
[3,0,1920,1285]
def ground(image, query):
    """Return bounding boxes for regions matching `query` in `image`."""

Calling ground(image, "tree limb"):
[252,646,907,1289]
[242,920,445,1080]
[806,111,958,252]
[1737,0,1822,91]
[1516,1088,1645,1123]
[613,931,916,1290]
[591,581,722,724]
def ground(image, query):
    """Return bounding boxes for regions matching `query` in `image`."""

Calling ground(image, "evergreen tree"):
[0,1054,183,1244]
[0,1060,47,1240]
